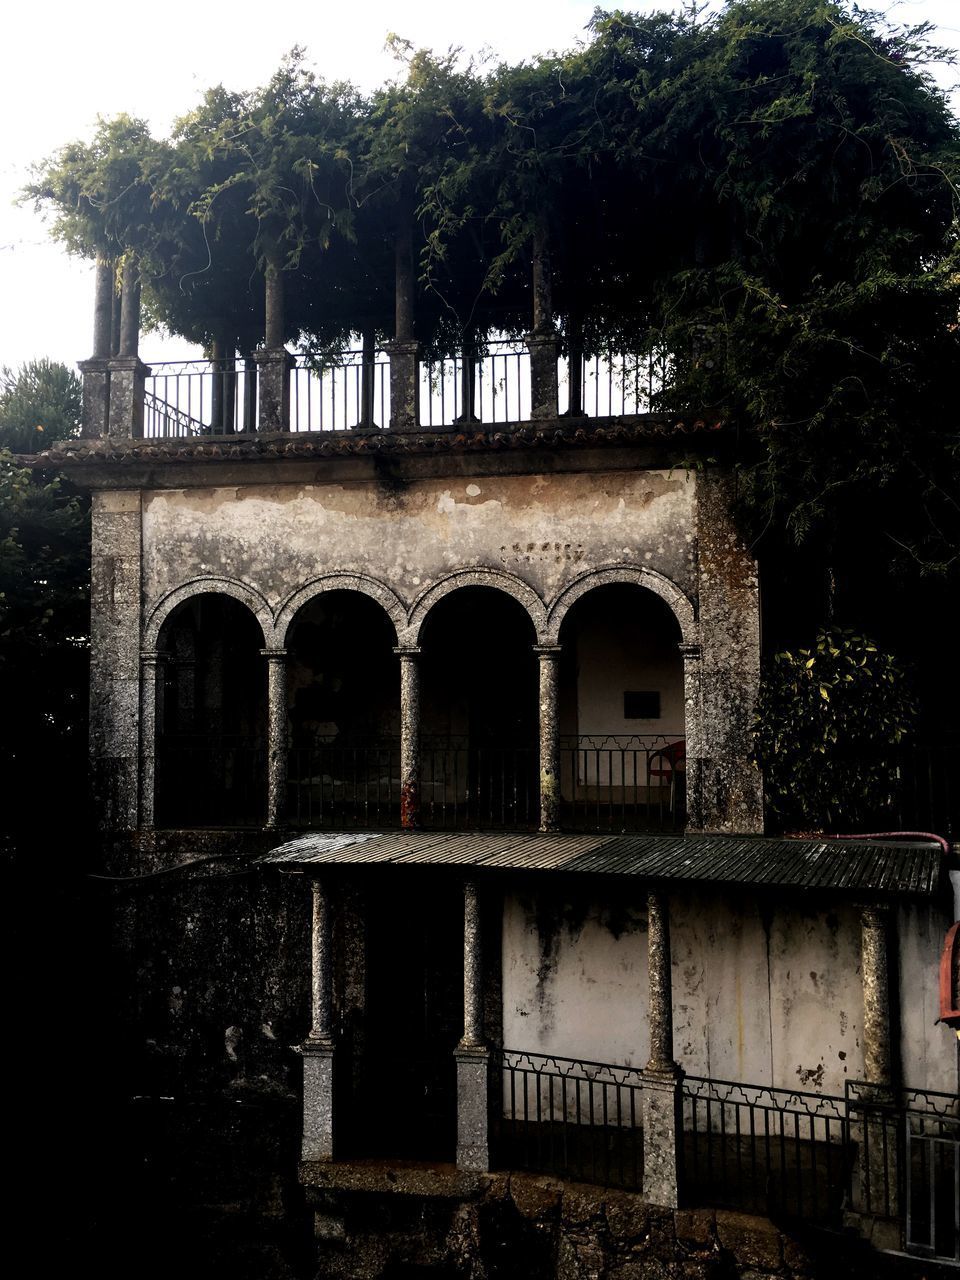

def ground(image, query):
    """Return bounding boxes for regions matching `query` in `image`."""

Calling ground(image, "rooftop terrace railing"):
[141,338,673,437]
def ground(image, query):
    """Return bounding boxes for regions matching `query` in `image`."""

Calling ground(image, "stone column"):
[395,647,421,829]
[456,879,490,1171]
[80,257,114,437]
[642,888,684,1208]
[261,649,288,829]
[386,223,421,430]
[256,259,292,431]
[90,491,143,830]
[679,642,703,830]
[105,256,148,439]
[301,877,336,1161]
[856,903,899,1225]
[139,651,167,830]
[527,226,559,420]
[534,646,562,832]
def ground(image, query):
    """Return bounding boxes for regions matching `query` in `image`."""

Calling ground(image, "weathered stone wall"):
[140,468,697,630]
[501,885,959,1098]
[305,1168,934,1279]
[90,489,143,830]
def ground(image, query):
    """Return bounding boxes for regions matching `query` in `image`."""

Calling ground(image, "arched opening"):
[558,583,685,830]
[285,591,400,827]
[155,593,266,827]
[419,586,538,828]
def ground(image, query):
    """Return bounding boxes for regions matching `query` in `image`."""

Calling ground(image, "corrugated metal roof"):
[259,831,944,897]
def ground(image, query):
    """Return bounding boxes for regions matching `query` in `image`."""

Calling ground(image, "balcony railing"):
[142,339,672,437]
[560,734,685,832]
[493,1049,645,1192]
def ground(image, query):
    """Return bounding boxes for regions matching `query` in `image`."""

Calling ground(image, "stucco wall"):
[141,469,697,632]
[501,886,958,1097]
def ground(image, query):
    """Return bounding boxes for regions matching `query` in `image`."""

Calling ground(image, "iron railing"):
[419,740,538,830]
[290,349,390,432]
[145,360,257,436]
[494,1050,645,1191]
[892,740,960,839]
[154,737,266,827]
[560,347,672,418]
[683,1075,851,1225]
[419,340,530,428]
[560,734,685,832]
[287,742,401,829]
[846,1081,959,1264]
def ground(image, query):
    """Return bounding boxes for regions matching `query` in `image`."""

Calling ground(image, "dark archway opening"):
[285,591,399,828]
[420,587,538,828]
[156,593,266,827]
[558,584,684,831]
[345,872,463,1161]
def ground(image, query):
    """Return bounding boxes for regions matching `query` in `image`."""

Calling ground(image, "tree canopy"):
[25,0,960,569]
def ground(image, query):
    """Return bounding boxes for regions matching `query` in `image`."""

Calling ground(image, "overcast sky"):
[2,0,958,371]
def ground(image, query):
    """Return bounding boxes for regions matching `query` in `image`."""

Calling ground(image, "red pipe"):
[823,831,951,855]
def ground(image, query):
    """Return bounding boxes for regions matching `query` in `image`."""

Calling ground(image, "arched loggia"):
[418,586,539,828]
[557,582,686,830]
[154,592,267,827]
[284,590,401,827]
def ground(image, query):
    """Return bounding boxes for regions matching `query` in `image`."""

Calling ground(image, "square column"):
[107,356,149,439]
[456,879,490,1171]
[254,349,293,432]
[642,888,684,1208]
[384,339,421,430]
[300,877,335,1162]
[526,331,560,420]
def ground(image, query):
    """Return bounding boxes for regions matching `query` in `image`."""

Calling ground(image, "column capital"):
[678,642,703,660]
[253,346,294,368]
[393,645,421,658]
[860,901,892,927]
[107,354,152,376]
[533,644,562,658]
[78,357,111,375]
[259,647,288,660]
[383,337,421,357]
[140,650,169,666]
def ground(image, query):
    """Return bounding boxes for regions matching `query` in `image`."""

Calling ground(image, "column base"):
[641,1068,684,1208]
[300,1038,336,1162]
[455,1045,490,1172]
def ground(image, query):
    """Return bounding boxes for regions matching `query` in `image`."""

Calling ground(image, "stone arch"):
[144,576,275,651]
[275,574,406,648]
[404,568,549,646]
[544,565,698,646]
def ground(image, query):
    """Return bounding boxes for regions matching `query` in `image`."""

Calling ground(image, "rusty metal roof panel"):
[259,831,943,896]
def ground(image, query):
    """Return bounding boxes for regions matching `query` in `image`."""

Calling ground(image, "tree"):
[0,360,82,454]
[0,361,89,852]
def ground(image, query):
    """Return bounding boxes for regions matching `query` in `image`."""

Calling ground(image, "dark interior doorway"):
[353,873,463,1160]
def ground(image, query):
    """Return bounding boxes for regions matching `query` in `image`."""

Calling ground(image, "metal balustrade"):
[145,360,257,437]
[560,734,686,832]
[419,340,530,428]
[290,350,390,432]
[493,1050,645,1191]
[560,347,672,418]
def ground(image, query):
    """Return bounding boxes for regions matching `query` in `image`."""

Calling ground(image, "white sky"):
[1,0,958,370]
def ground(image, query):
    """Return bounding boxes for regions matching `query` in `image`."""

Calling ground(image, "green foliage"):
[0,360,89,845]
[0,360,82,454]
[752,627,918,830]
[23,1,960,566]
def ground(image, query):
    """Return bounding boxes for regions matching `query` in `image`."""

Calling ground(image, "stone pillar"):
[107,356,149,439]
[856,903,899,1225]
[456,879,490,1171]
[526,331,560,421]
[80,257,114,438]
[679,642,704,830]
[527,226,559,420]
[642,888,684,1207]
[395,647,421,829]
[694,471,764,833]
[262,649,288,829]
[139,651,167,830]
[386,223,420,430]
[255,349,292,432]
[534,646,562,832]
[256,259,292,431]
[301,877,335,1161]
[90,491,143,830]
[118,256,141,358]
[358,327,378,429]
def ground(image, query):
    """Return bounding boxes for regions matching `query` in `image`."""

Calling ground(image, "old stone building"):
[54,254,959,1275]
